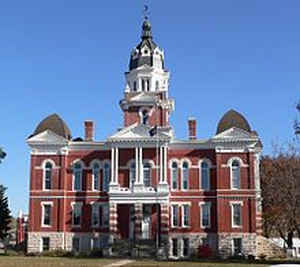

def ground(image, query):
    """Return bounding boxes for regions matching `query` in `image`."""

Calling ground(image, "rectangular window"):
[233,238,242,255]
[42,204,51,227]
[42,237,50,252]
[45,170,51,190]
[91,238,100,250]
[182,205,190,227]
[102,204,109,227]
[74,172,82,191]
[201,203,211,228]
[72,237,80,252]
[91,204,100,227]
[172,205,179,227]
[171,168,178,190]
[93,171,100,191]
[182,165,189,190]
[172,238,178,257]
[232,203,242,227]
[183,238,189,257]
[72,204,82,227]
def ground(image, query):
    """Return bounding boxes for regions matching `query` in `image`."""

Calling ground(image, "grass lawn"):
[125,259,300,266]
[0,256,119,267]
[125,260,270,267]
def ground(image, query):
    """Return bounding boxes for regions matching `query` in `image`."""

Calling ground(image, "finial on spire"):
[141,2,152,39]
[143,4,150,20]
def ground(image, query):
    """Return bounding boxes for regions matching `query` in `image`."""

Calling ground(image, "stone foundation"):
[27,232,110,253]
[218,233,256,258]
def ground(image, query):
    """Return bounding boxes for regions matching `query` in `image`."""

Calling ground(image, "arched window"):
[155,81,159,91]
[103,163,110,192]
[143,163,151,187]
[142,110,149,125]
[231,160,241,189]
[129,162,136,188]
[182,162,189,190]
[171,162,178,190]
[92,162,100,191]
[201,161,210,190]
[44,162,52,190]
[73,163,82,191]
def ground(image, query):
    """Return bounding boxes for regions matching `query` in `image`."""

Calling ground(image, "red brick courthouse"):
[26,18,263,258]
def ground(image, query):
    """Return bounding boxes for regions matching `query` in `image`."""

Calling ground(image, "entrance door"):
[142,205,152,239]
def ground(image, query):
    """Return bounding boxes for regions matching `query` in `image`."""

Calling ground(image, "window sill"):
[201,226,211,229]
[72,225,81,228]
[41,225,51,228]
[232,225,243,229]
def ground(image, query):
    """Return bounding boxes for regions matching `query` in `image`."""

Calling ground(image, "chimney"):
[84,120,94,141]
[188,117,197,140]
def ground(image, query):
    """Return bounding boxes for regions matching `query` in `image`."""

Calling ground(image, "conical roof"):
[216,109,251,134]
[33,114,72,140]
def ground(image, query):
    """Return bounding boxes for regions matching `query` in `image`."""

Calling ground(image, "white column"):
[111,148,115,184]
[159,146,163,184]
[139,147,144,184]
[135,147,139,183]
[164,146,168,183]
[115,147,119,185]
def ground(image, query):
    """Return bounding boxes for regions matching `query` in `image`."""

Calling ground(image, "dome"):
[216,109,251,134]
[33,113,72,140]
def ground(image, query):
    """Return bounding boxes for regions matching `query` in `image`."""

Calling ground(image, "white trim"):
[71,202,83,228]
[199,159,212,191]
[230,201,243,228]
[42,160,54,191]
[41,202,53,228]
[171,204,180,228]
[199,202,211,229]
[181,160,189,191]
[181,204,190,228]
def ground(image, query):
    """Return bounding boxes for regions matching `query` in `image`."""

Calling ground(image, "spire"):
[141,4,152,40]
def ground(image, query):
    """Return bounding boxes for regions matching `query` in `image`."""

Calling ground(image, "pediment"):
[213,127,256,140]
[108,123,170,141]
[27,130,68,145]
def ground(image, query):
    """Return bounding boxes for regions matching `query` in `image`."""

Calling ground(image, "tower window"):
[142,79,145,91]
[142,110,149,125]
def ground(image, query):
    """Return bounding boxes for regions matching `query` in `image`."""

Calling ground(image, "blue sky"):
[0,1,299,216]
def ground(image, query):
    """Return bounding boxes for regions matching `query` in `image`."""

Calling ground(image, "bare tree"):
[261,144,300,249]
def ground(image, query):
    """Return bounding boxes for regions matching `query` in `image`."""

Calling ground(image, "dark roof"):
[129,19,163,71]
[216,109,251,134]
[33,114,72,140]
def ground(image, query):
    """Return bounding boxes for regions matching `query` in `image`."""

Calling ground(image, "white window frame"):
[171,205,180,228]
[199,202,212,229]
[103,161,111,192]
[227,157,243,190]
[181,161,190,191]
[182,238,190,257]
[71,202,83,228]
[72,161,83,191]
[170,160,179,191]
[41,201,53,228]
[200,159,211,191]
[230,201,243,228]
[43,160,55,191]
[143,161,152,187]
[91,161,101,191]
[181,204,191,228]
